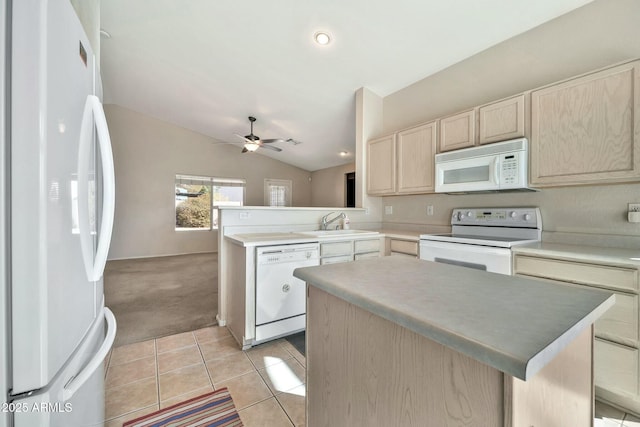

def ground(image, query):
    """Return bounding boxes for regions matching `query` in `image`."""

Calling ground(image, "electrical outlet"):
[385,205,393,215]
[239,212,250,220]
[426,205,434,216]
[629,203,640,212]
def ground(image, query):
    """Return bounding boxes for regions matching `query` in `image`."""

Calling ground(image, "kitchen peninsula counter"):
[294,256,615,426]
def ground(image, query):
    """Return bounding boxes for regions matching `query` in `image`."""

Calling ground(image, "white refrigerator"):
[1,0,117,426]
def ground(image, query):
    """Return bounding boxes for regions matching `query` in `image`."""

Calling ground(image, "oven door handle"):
[434,257,487,271]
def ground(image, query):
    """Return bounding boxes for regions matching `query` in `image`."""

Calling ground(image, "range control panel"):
[451,207,540,228]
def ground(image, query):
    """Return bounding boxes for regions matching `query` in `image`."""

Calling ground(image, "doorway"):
[345,172,355,208]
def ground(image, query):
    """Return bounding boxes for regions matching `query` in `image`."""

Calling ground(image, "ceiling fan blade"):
[260,138,286,144]
[241,147,248,153]
[285,138,302,145]
[260,144,282,152]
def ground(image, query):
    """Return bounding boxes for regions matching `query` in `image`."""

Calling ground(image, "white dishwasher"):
[255,243,319,344]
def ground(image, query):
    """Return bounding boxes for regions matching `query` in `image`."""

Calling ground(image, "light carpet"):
[105,252,218,347]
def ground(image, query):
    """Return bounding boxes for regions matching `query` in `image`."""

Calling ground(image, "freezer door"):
[10,0,107,394]
[13,307,116,427]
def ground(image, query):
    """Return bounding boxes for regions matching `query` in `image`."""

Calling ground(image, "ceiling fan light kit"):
[234,116,301,154]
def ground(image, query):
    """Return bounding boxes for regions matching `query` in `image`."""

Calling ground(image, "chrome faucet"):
[320,212,346,230]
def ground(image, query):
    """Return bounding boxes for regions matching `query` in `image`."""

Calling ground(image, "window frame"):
[264,178,292,207]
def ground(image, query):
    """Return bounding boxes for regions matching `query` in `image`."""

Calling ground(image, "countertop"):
[293,256,614,381]
[226,230,382,247]
[378,229,422,241]
[513,241,640,268]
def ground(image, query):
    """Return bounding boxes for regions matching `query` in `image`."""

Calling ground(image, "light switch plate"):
[385,206,393,215]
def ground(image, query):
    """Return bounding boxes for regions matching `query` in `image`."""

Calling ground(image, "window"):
[264,179,292,207]
[175,175,245,230]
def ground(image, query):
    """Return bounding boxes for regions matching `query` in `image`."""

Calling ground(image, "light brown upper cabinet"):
[397,122,437,194]
[366,134,396,195]
[530,60,640,187]
[478,94,527,145]
[438,110,475,152]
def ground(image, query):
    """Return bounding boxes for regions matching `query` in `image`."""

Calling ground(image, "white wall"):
[371,0,640,244]
[310,162,355,207]
[105,104,312,260]
[70,0,100,62]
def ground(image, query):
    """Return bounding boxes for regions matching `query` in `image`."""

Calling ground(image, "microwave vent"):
[436,138,527,163]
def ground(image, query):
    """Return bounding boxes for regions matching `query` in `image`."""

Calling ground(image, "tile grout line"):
[154,338,160,409]
[194,332,217,392]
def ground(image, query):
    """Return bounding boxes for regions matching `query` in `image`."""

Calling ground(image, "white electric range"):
[419,207,542,275]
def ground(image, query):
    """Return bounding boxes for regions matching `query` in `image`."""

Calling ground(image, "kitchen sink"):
[298,229,378,237]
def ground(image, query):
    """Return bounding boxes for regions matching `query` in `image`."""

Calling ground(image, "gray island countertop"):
[294,256,615,381]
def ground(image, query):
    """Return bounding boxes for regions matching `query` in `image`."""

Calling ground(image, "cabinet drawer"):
[596,291,638,344]
[321,255,353,265]
[321,241,352,257]
[595,338,638,396]
[354,239,380,254]
[514,255,639,293]
[390,252,417,259]
[389,239,418,256]
[354,252,380,261]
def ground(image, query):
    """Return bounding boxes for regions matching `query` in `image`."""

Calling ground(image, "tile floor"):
[596,400,640,427]
[104,325,639,427]
[104,326,305,427]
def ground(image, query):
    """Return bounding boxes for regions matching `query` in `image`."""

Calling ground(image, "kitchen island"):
[294,256,615,427]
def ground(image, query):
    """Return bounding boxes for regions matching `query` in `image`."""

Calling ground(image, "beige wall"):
[310,162,355,207]
[383,0,640,134]
[374,0,640,241]
[106,104,311,260]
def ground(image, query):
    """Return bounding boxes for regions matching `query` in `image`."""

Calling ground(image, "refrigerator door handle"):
[60,307,117,402]
[78,95,116,281]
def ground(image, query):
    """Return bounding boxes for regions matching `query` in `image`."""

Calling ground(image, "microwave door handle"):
[493,157,499,184]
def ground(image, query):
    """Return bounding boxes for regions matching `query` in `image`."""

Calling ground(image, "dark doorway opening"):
[345,172,356,208]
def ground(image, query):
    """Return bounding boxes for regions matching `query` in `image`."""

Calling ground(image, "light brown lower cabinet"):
[514,253,640,413]
[385,237,418,258]
[306,286,593,427]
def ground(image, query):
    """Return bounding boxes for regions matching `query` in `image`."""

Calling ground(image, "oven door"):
[419,240,513,275]
[435,154,499,193]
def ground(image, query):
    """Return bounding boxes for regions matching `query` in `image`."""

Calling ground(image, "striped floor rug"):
[123,388,243,427]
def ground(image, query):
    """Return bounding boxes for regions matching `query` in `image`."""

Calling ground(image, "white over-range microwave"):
[434,138,533,193]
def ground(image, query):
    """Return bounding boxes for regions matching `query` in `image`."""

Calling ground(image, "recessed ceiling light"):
[340,151,349,156]
[314,32,331,46]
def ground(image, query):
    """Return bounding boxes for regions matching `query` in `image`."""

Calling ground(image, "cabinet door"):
[595,338,639,396]
[397,122,437,194]
[479,94,526,145]
[367,134,396,195]
[439,110,476,152]
[530,60,640,186]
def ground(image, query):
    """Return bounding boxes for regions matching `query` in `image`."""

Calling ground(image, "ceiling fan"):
[234,116,302,153]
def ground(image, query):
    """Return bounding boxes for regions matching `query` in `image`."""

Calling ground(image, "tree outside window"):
[175,175,244,230]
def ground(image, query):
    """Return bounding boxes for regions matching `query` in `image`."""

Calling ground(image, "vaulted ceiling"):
[100,0,593,171]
